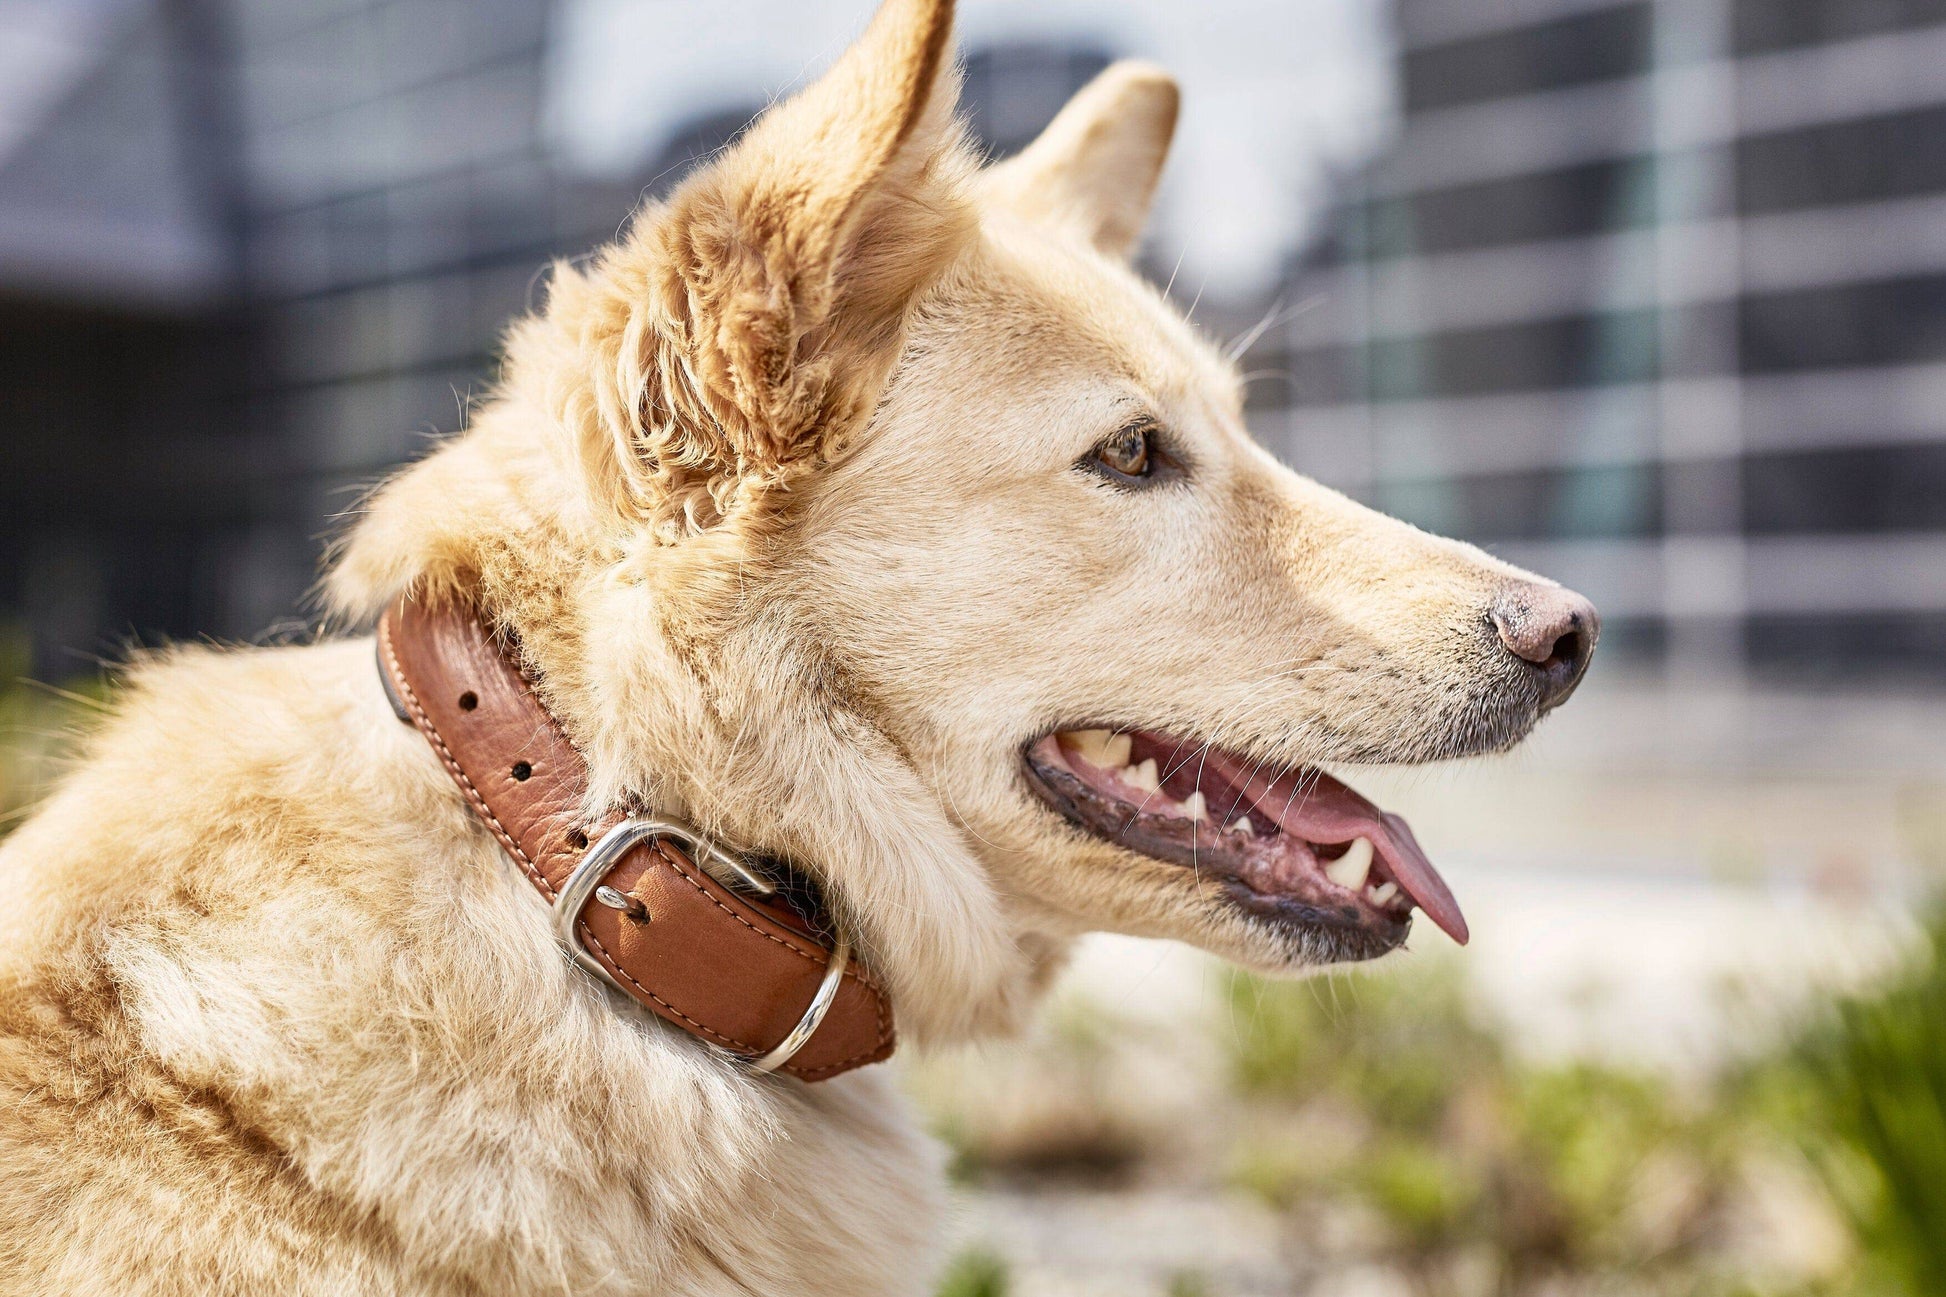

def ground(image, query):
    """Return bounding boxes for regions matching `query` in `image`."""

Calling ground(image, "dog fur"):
[0,1,1583,1291]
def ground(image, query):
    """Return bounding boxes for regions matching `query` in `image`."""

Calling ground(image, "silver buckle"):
[551,816,850,1074]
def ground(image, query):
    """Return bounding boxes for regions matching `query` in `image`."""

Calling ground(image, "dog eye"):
[1092,424,1153,479]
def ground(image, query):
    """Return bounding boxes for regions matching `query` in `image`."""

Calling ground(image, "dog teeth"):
[1181,790,1209,822]
[1067,729,1130,770]
[1074,728,1120,767]
[1324,836,1374,891]
[1124,758,1160,793]
[1368,880,1400,906]
[1229,814,1255,837]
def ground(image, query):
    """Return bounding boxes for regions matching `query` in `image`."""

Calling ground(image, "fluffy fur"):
[0,2,1573,1292]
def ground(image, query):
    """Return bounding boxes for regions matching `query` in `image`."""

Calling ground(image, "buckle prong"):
[551,816,846,1074]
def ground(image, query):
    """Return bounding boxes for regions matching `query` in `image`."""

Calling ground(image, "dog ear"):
[980,60,1179,260]
[576,0,974,537]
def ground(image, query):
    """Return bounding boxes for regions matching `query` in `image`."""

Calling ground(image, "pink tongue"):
[1202,754,1470,945]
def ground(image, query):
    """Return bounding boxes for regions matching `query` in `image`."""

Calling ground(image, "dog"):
[0,0,1597,1291]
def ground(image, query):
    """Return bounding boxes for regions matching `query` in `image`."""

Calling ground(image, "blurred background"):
[2,0,1944,1293]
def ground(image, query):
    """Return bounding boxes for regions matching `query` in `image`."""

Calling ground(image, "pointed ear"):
[584,0,974,535]
[980,60,1179,259]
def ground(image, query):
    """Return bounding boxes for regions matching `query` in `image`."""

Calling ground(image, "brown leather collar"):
[376,598,894,1081]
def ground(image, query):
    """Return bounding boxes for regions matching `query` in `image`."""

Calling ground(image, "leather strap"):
[377,598,895,1081]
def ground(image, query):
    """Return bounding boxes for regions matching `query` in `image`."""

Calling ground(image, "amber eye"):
[1094,424,1153,478]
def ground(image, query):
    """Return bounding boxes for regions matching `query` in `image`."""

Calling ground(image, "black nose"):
[1488,583,1599,711]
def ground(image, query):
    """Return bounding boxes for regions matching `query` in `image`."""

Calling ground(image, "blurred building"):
[3,0,1942,687]
[0,0,626,670]
[1266,0,1946,683]
[0,0,1102,675]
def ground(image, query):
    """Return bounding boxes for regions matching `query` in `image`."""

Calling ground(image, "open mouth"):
[1023,729,1468,957]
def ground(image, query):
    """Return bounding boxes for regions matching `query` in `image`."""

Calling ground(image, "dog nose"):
[1488,583,1600,711]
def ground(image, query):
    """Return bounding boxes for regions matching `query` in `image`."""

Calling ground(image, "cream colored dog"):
[0,1,1596,1291]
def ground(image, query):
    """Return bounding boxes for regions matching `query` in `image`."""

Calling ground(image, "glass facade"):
[1365,156,1660,258]
[1274,0,1946,681]
[0,1,1104,673]
[1403,3,1652,112]
[1732,0,1946,55]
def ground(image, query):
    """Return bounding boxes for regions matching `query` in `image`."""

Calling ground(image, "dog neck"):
[376,596,899,1079]
[328,432,1047,1044]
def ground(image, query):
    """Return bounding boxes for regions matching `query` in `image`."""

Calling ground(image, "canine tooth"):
[1368,881,1400,906]
[1102,732,1132,768]
[1230,815,1255,836]
[1324,836,1374,891]
[1067,729,1114,767]
[1182,790,1209,822]
[1124,758,1160,793]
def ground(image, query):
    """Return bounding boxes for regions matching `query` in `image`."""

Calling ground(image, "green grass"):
[1221,921,1946,1294]
[1785,911,1946,1295]
[1225,963,1765,1286]
[1226,959,1502,1136]
[0,629,100,838]
[934,1248,1009,1297]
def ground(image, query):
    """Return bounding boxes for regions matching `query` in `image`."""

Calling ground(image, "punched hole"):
[511,761,533,782]
[457,691,478,711]
[568,830,588,850]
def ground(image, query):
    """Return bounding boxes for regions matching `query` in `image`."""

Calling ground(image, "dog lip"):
[1019,730,1453,954]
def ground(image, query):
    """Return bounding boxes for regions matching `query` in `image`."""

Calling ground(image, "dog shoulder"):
[0,637,944,1295]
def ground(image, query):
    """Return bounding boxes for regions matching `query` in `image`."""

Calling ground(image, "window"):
[1733,0,1946,56]
[1747,613,1946,680]
[961,43,1113,159]
[1363,309,1663,401]
[1375,462,1660,542]
[1741,274,1946,372]
[1739,105,1946,214]
[1405,4,1652,114]
[1744,444,1946,533]
[1367,156,1658,258]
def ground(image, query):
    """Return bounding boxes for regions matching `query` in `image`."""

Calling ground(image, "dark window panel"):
[1278,310,1670,407]
[1738,105,1946,215]
[1374,443,1946,545]
[1741,274,1946,372]
[1575,614,1663,663]
[963,44,1114,158]
[1404,4,1652,113]
[640,107,762,198]
[1368,156,1658,258]
[1375,462,1662,541]
[1746,612,1946,680]
[1280,344,1365,408]
[1743,443,1946,533]
[1364,308,1663,401]
[1732,0,1946,56]
[0,296,256,672]
[1243,363,1298,412]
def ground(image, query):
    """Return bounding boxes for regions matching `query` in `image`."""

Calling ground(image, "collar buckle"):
[552,816,851,1074]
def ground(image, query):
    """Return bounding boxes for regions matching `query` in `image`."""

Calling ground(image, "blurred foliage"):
[0,626,99,837]
[919,926,1946,1295]
[1223,966,1759,1292]
[1765,910,1946,1296]
[935,1248,1010,1297]
[1163,1272,1211,1297]
[913,990,1156,1189]
[1218,912,1946,1297]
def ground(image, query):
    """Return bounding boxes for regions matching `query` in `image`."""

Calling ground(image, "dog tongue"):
[1202,754,1470,945]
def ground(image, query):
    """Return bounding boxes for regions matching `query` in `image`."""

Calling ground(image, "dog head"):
[331,0,1597,1040]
